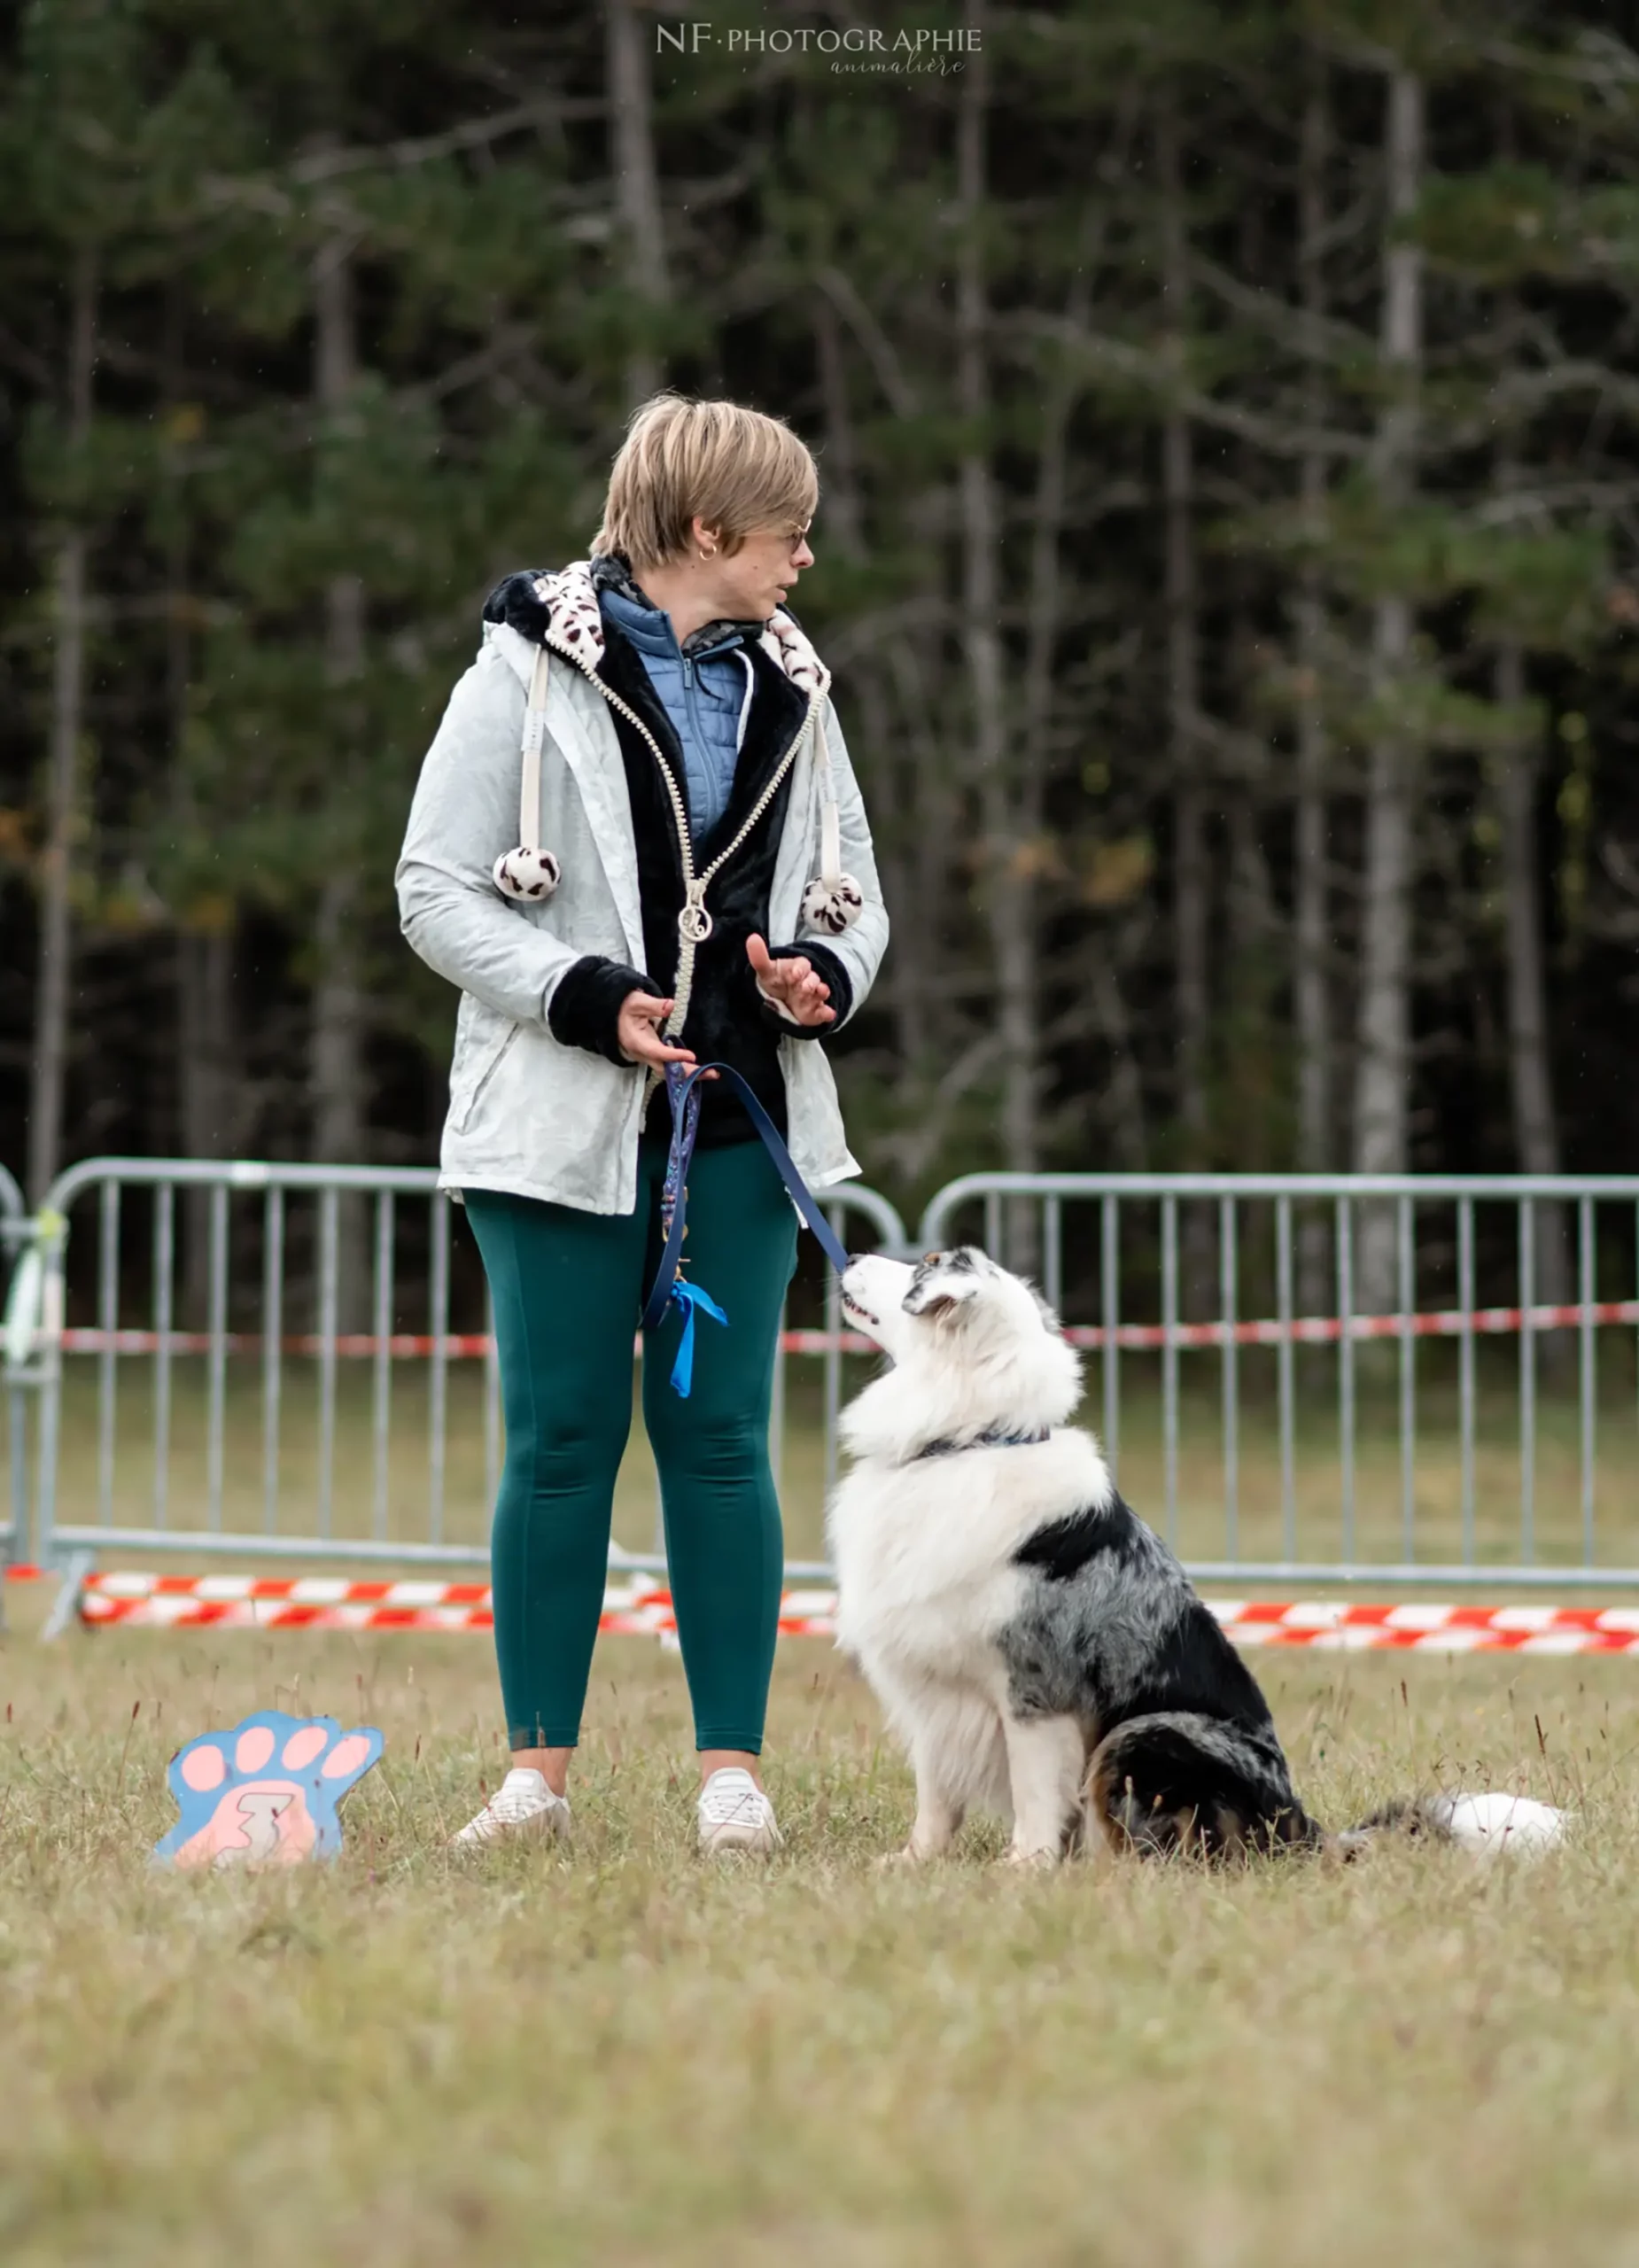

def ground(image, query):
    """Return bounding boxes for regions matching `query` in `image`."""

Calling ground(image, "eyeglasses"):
[742,521,813,556]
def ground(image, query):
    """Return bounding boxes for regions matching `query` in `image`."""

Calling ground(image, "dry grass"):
[4,1583,1639,2266]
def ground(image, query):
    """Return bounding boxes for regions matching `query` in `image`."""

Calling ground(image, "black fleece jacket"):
[482,564,851,1149]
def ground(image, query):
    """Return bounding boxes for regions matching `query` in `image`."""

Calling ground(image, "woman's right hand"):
[616,990,699,1070]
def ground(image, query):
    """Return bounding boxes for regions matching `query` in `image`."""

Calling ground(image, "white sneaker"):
[697,1767,782,1856]
[449,1767,571,1849]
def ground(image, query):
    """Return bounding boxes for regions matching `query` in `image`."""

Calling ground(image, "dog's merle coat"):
[999,1493,1322,1856]
[829,1247,1558,1866]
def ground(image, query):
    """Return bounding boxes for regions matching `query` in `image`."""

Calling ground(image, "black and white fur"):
[828,1248,1568,1867]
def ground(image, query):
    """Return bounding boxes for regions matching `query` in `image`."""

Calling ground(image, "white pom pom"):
[801,874,864,936]
[493,847,561,903]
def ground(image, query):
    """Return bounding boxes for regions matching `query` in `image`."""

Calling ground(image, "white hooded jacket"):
[394,563,889,1215]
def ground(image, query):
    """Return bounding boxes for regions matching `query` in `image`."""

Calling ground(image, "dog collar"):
[910,1425,1051,1463]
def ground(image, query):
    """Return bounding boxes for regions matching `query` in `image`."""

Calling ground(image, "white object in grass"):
[1433,1791,1569,1859]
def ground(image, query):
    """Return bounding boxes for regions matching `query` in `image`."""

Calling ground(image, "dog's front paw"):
[881,1828,963,1865]
[1003,1842,1063,1870]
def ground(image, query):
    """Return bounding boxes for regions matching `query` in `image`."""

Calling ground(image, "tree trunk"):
[156,280,241,1324]
[311,230,369,1328]
[1017,209,1091,1170]
[1294,569,1333,1320]
[815,291,914,1058]
[1160,97,1212,1309]
[956,0,1039,1268]
[1496,641,1571,1327]
[1091,956,1148,1171]
[1227,784,1278,1169]
[1294,52,1334,1313]
[179,928,238,1321]
[1352,66,1423,1312]
[606,0,670,408]
[28,247,97,1208]
[885,615,958,1058]
[178,929,236,1275]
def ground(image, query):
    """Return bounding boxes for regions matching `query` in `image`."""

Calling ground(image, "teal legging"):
[462,1140,797,1754]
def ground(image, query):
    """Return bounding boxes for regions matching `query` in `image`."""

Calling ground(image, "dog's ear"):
[903,1289,962,1322]
[902,1263,984,1321]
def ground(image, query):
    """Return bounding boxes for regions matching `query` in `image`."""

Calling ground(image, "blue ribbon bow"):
[664,1276,728,1398]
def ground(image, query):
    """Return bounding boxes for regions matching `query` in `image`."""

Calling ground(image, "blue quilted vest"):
[597,584,755,839]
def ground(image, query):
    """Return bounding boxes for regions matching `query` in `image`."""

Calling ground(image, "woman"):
[396,392,889,1853]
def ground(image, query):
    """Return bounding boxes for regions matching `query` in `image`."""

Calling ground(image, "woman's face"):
[703,514,814,621]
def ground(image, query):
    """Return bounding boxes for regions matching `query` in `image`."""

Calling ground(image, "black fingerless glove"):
[548,956,659,1066]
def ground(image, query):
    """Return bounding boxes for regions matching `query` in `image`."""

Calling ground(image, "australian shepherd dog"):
[828,1247,1567,1867]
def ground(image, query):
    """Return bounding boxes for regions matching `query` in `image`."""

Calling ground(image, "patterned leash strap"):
[656,1060,705,1259]
[641,1060,851,1395]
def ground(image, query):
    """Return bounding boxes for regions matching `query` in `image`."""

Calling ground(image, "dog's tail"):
[1332,1790,1570,1861]
[1088,1716,1570,1865]
[1087,1711,1326,1861]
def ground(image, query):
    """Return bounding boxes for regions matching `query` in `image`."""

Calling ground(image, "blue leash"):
[641,1061,851,1396]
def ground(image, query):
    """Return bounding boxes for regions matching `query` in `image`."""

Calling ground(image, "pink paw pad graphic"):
[153,1710,384,1868]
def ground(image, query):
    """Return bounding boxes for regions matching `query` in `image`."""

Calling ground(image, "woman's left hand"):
[746,933,836,1027]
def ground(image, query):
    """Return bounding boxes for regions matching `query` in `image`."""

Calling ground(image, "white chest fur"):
[827,1429,1109,1682]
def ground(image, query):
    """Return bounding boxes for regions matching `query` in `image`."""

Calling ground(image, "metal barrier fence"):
[920,1173,1639,1587]
[9,1159,1639,1593]
[9,1157,908,1584]
[0,1161,30,1573]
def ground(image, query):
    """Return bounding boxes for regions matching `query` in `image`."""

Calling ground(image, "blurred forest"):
[3,0,1637,1293]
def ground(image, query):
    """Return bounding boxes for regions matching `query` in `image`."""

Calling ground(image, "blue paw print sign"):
[153,1709,384,1869]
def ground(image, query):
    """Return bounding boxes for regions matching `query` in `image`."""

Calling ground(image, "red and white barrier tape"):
[45,1297,1639,1363]
[1215,1598,1639,1654]
[1068,1300,1639,1354]
[70,1573,1639,1651]
[76,1576,838,1638]
[52,1327,850,1358]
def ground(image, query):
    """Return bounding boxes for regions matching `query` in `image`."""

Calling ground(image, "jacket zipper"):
[543,627,819,1036]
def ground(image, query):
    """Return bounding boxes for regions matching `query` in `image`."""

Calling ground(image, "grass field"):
[4,1581,1639,2266]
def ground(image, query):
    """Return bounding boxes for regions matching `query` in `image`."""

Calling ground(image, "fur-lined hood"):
[482,554,832,702]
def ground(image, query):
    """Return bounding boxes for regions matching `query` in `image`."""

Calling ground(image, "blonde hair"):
[592,392,818,571]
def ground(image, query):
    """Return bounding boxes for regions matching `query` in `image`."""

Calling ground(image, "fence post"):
[1335,1196,1355,1563]
[1276,1195,1296,1562]
[32,1210,68,1570]
[0,1172,35,1585]
[824,1203,843,1503]
[1219,1196,1238,1565]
